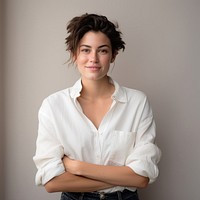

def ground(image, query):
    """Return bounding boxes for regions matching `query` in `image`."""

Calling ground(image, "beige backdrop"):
[1,0,200,200]
[0,1,4,200]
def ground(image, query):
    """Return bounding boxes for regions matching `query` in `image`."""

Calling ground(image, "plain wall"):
[0,0,4,199]
[2,0,200,200]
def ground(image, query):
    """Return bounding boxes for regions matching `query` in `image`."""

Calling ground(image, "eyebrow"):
[79,44,111,48]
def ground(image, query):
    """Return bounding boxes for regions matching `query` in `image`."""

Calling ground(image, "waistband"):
[61,189,139,200]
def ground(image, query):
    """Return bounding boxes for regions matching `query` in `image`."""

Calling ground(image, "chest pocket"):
[109,130,136,166]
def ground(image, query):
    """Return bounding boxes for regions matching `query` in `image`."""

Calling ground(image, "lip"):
[86,65,100,68]
[85,66,101,70]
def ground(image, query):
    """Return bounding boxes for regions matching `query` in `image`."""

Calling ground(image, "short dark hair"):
[65,13,125,63]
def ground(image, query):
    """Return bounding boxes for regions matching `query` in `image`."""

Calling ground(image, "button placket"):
[94,131,102,163]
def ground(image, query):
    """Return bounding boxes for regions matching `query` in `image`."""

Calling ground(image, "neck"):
[80,76,114,100]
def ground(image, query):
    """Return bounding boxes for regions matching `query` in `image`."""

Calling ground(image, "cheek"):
[75,57,86,66]
[77,55,88,63]
[105,57,113,64]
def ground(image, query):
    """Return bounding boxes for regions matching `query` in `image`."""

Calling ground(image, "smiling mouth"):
[85,66,101,70]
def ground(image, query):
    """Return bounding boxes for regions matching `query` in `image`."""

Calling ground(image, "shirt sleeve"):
[125,97,161,184]
[33,99,65,186]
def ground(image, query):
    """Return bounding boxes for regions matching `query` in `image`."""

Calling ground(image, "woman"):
[33,13,161,200]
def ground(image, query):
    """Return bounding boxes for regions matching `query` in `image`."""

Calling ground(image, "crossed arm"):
[45,156,149,193]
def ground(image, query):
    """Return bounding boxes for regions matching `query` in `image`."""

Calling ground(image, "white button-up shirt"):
[33,78,161,193]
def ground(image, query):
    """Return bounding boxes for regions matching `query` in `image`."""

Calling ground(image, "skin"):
[75,31,116,129]
[45,31,149,193]
[62,157,149,188]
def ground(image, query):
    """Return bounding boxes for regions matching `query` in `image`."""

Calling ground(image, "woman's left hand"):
[62,155,149,187]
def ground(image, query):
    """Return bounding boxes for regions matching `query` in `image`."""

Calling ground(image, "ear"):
[111,51,118,63]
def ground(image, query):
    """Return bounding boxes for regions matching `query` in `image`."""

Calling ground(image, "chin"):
[82,74,107,81]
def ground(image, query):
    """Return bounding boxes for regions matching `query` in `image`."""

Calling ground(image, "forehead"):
[79,31,111,47]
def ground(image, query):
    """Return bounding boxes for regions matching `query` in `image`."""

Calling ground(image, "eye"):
[98,48,108,54]
[80,48,90,54]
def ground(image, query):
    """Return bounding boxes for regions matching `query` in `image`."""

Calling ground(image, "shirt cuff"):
[35,161,65,186]
[126,143,161,183]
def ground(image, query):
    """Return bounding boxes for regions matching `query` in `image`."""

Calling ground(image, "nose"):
[90,51,99,63]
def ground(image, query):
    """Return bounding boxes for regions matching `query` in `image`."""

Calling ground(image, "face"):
[74,31,116,82]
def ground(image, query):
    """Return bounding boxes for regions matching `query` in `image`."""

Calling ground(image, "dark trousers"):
[60,189,139,200]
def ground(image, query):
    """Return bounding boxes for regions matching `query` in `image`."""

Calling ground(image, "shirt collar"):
[110,78,127,103]
[69,77,128,103]
[69,78,82,99]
